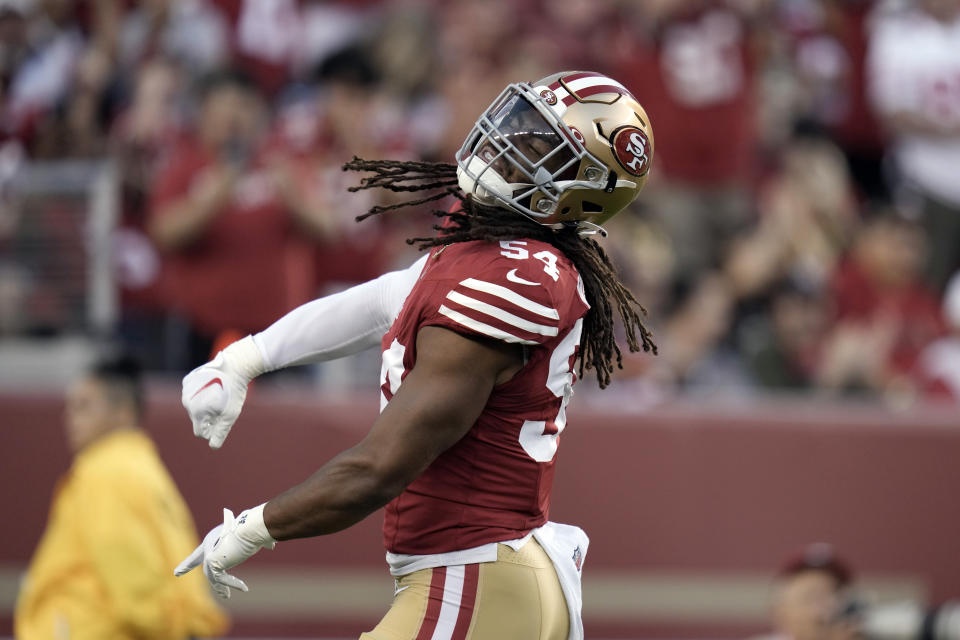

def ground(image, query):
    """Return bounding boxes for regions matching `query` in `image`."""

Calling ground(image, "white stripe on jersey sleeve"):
[458,278,559,319]
[438,305,539,345]
[445,291,559,337]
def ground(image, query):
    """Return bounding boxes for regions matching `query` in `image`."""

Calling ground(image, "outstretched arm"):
[176,325,522,595]
[253,253,429,370]
[182,254,428,449]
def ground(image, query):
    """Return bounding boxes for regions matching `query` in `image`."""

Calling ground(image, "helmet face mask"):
[456,71,654,235]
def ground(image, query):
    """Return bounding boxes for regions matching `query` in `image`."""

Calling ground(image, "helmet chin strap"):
[550,220,608,238]
[578,220,609,237]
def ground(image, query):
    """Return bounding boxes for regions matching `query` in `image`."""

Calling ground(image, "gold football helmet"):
[456,71,654,235]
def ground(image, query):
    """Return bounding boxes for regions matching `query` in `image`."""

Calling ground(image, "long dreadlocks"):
[344,157,657,389]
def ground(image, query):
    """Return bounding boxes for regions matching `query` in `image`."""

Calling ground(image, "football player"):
[175,71,655,640]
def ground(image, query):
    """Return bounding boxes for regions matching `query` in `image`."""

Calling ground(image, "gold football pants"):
[360,539,569,640]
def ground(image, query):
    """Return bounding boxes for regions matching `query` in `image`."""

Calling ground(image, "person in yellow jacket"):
[15,355,228,640]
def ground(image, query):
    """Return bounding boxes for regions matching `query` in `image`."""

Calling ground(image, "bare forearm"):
[251,255,427,370]
[269,162,338,240]
[150,198,221,249]
[151,168,235,249]
[284,192,338,240]
[262,448,407,541]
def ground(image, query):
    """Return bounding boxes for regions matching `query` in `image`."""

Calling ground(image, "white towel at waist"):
[533,521,590,640]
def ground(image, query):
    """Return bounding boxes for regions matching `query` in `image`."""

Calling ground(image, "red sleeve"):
[417,240,588,346]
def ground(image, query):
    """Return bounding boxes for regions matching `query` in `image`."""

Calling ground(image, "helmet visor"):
[460,91,580,187]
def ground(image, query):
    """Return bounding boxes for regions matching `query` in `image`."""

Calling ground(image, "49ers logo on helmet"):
[611,126,651,177]
[540,89,558,105]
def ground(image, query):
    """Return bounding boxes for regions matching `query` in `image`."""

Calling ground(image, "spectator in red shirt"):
[110,58,182,369]
[149,69,327,367]
[818,213,945,396]
[724,127,858,301]
[615,0,760,282]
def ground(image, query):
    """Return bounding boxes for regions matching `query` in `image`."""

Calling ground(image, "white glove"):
[174,504,276,599]
[181,336,266,449]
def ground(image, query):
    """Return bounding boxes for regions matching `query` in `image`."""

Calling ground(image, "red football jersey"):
[380,238,590,554]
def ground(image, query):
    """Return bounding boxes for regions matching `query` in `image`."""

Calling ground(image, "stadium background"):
[0,0,958,638]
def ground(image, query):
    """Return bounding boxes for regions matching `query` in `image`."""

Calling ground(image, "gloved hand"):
[174,504,276,599]
[181,335,266,449]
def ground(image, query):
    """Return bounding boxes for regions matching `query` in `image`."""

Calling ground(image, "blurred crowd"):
[0,0,959,404]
